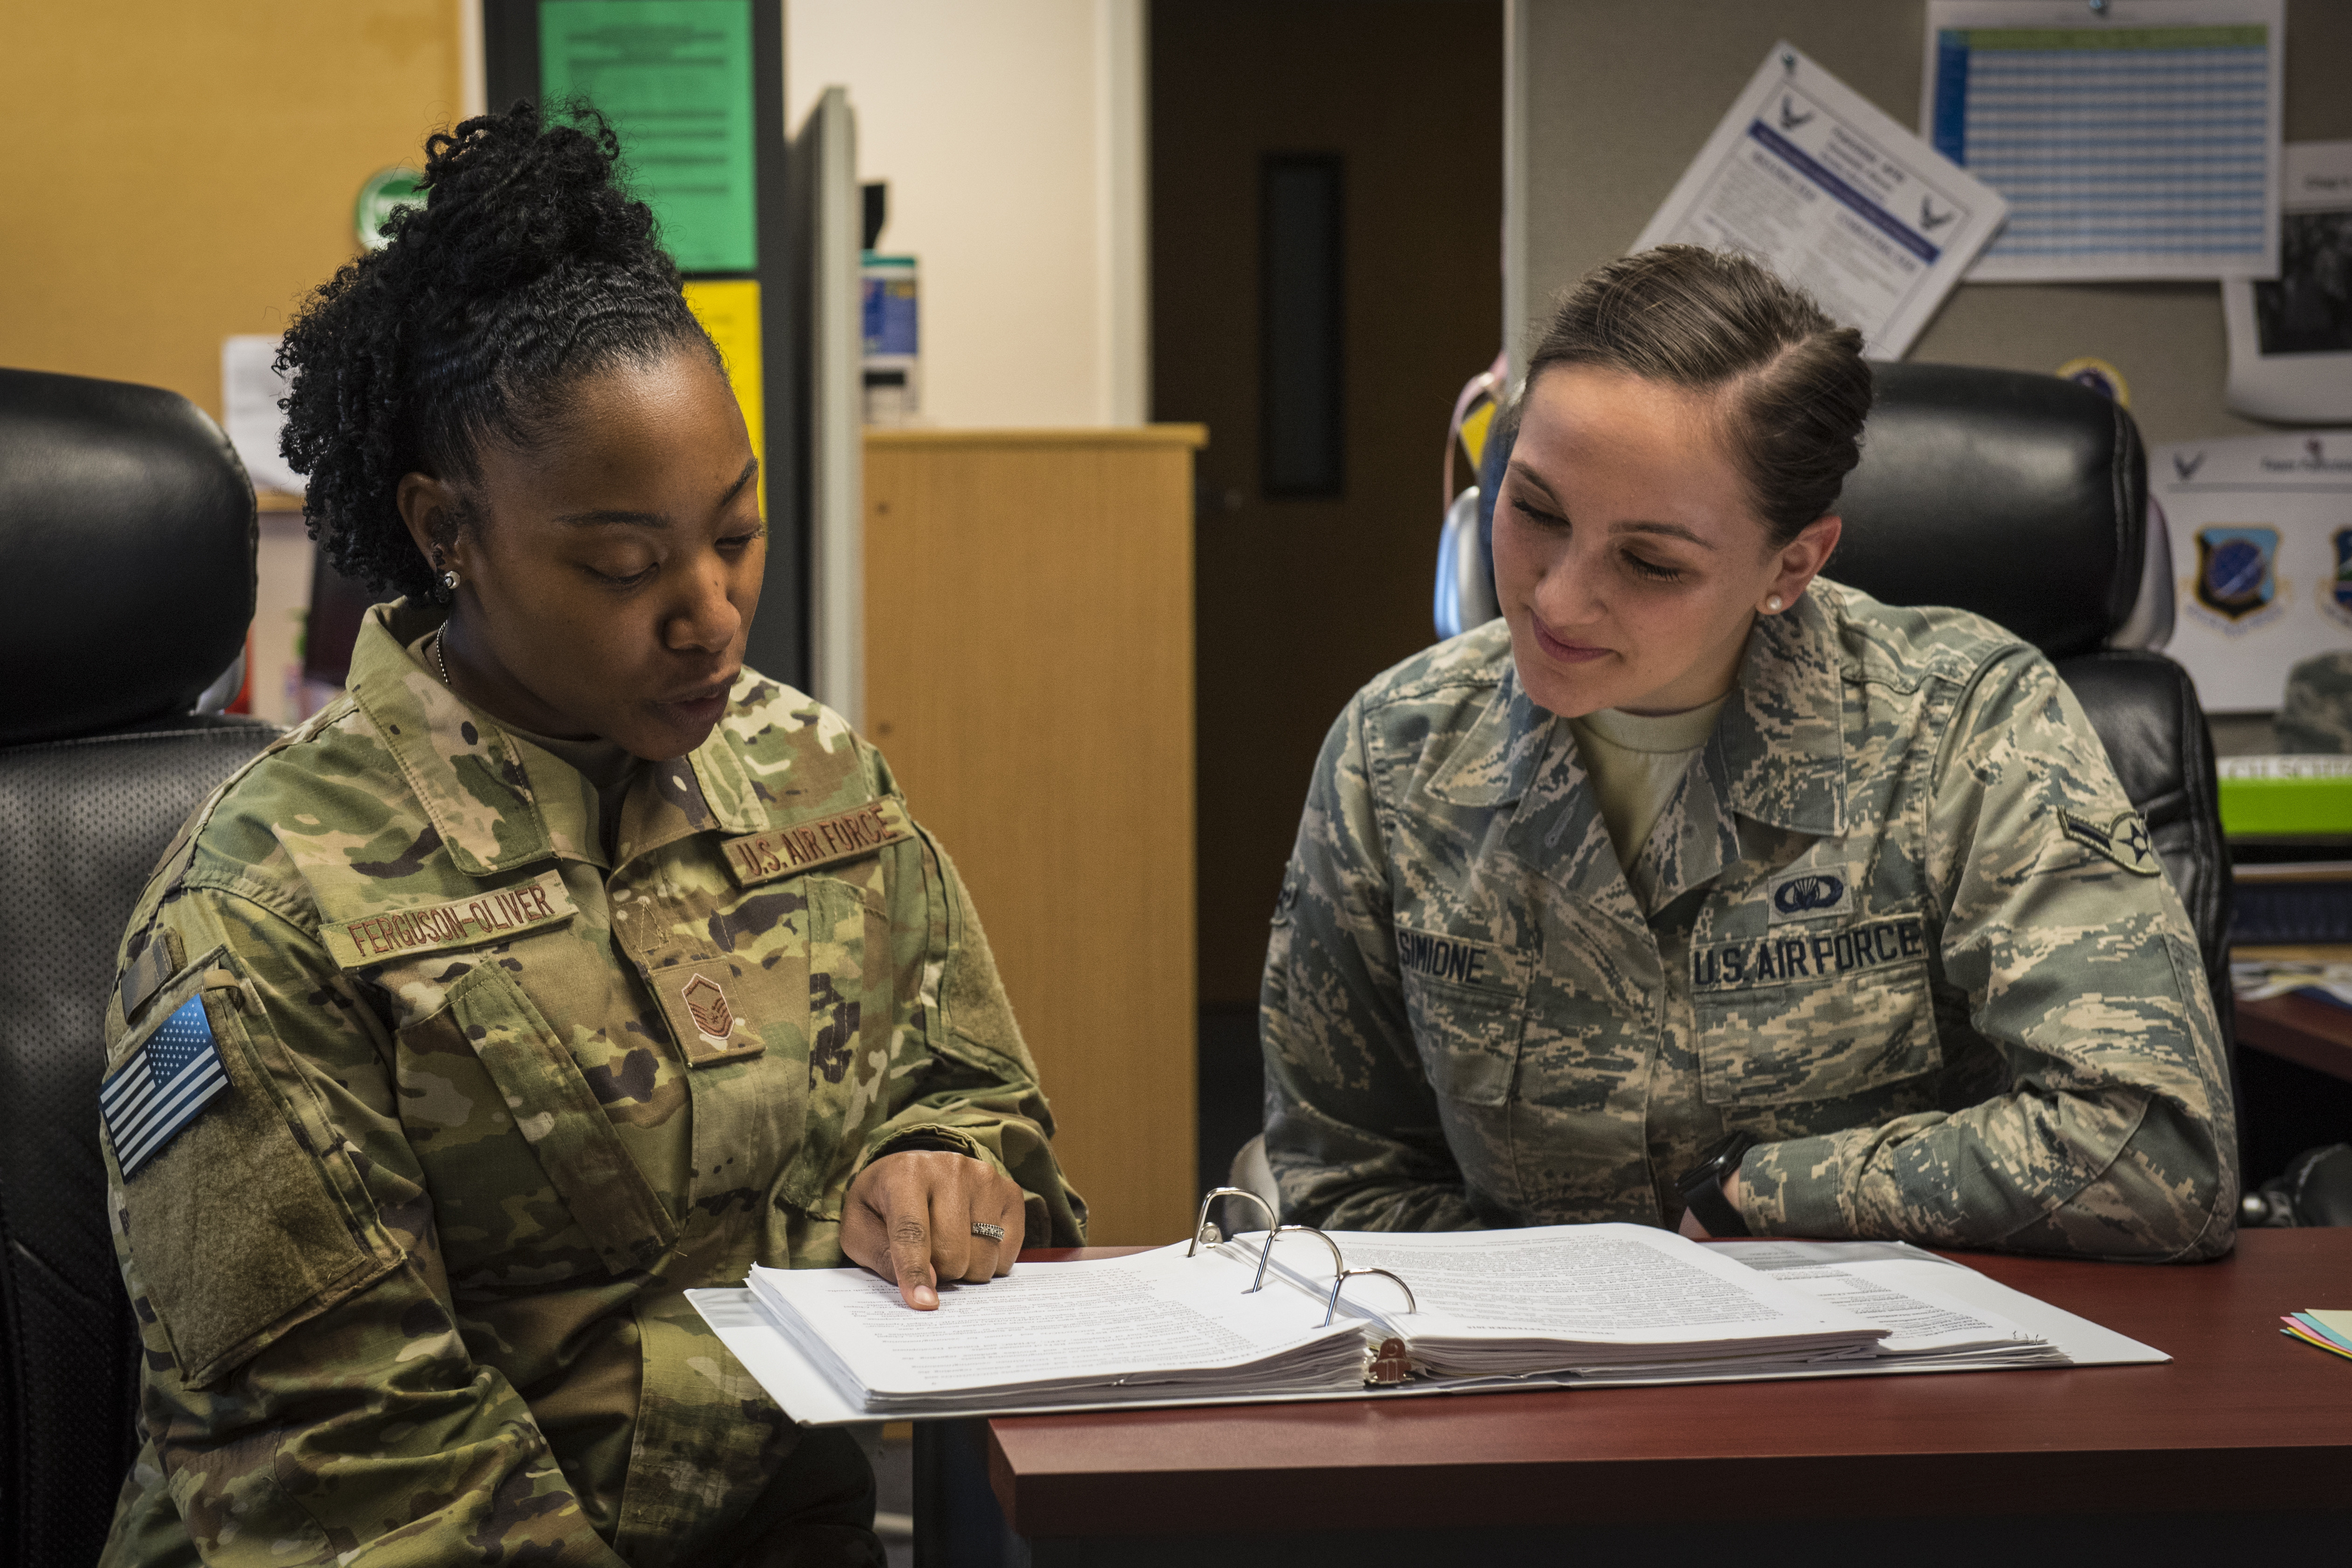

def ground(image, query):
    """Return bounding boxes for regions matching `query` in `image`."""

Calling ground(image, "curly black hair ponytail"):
[276,102,715,600]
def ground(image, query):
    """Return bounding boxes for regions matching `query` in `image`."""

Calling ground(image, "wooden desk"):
[2236,992,2352,1084]
[928,1234,2352,1566]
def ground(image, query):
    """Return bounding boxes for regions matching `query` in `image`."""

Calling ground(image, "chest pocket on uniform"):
[1690,914,1942,1107]
[1396,923,1527,1108]
[402,962,678,1278]
[775,861,895,1215]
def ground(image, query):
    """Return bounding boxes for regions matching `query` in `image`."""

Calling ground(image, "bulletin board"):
[484,0,806,690]
[1505,0,2352,449]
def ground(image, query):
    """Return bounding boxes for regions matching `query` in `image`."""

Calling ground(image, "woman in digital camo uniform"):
[1262,248,2237,1260]
[98,108,1082,1568]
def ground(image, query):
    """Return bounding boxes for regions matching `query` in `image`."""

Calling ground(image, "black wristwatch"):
[1675,1131,1757,1238]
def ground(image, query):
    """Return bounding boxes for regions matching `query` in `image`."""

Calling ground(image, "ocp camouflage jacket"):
[1262,580,2237,1260]
[99,599,1084,1566]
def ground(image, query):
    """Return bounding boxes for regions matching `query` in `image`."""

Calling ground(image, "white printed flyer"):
[1633,42,2007,358]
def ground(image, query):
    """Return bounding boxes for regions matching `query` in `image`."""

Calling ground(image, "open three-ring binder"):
[688,1189,2167,1426]
[1184,1187,1423,1384]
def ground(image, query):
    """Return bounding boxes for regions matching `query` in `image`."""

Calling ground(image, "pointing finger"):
[887,1198,938,1310]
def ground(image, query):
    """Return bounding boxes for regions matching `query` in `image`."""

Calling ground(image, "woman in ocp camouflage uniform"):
[1262,247,2237,1259]
[98,107,1082,1568]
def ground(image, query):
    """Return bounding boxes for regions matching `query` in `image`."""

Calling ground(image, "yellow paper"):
[683,279,765,512]
[1459,399,1496,471]
[2309,1308,2352,1341]
[2284,1324,2352,1361]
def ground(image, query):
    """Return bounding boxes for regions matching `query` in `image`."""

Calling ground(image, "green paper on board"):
[539,0,757,273]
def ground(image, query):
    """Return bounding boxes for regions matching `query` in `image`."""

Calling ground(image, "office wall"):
[786,0,1147,427]
[0,1,467,421]
[1508,0,2352,449]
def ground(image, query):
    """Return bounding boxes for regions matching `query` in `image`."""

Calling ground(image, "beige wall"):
[0,1,466,421]
[787,0,1148,428]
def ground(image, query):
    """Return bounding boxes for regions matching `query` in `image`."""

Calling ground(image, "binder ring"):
[1324,1266,1417,1328]
[1187,1186,1276,1257]
[1249,1223,1346,1295]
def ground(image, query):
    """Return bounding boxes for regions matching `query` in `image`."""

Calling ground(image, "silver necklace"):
[434,629,453,687]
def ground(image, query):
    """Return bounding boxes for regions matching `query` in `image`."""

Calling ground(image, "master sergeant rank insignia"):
[681,974,737,1050]
[650,960,766,1068]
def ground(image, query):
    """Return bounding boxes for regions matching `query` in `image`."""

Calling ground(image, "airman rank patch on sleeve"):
[103,994,232,1178]
[325,868,577,970]
[724,796,915,886]
[2059,808,2162,877]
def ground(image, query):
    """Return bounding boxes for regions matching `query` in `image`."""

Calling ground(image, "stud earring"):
[441,569,461,592]
[1766,594,1784,613]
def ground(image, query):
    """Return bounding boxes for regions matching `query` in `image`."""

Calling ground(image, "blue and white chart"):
[1923,0,2283,282]
[1634,43,2006,358]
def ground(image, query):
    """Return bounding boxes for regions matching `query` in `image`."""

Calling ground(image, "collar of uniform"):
[1424,660,1556,809]
[1715,587,1848,837]
[604,671,860,864]
[683,670,784,836]
[344,600,556,877]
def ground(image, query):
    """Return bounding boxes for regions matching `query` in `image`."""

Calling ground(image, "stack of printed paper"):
[694,1223,2161,1424]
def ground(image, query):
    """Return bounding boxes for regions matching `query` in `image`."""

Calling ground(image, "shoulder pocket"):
[112,956,398,1388]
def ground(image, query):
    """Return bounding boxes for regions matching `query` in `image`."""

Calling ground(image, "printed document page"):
[1284,1223,1890,1375]
[1633,41,2006,357]
[1922,0,2283,282]
[745,1242,1366,1412]
[1713,1240,2065,1364]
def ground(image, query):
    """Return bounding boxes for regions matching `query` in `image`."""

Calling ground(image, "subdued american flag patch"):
[102,995,232,1178]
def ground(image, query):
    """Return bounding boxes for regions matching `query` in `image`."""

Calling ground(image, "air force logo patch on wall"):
[102,994,233,1178]
[2324,527,2352,630]
[1766,867,1853,924]
[2190,525,2286,632]
[2060,809,2162,877]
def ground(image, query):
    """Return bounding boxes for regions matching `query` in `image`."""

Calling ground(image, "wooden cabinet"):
[864,428,1204,1245]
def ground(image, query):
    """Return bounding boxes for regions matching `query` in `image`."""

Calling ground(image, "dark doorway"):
[1152,0,1504,1191]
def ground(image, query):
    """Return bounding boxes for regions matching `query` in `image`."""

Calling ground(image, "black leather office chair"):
[0,367,276,1568]
[1440,361,2233,1049]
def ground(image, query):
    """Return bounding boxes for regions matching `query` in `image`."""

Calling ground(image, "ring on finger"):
[970,1221,1007,1241]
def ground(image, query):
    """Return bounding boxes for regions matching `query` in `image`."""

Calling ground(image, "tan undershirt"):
[1566,695,1730,869]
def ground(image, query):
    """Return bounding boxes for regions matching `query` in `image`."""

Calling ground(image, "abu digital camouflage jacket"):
[1262,580,2237,1260]
[98,600,1084,1566]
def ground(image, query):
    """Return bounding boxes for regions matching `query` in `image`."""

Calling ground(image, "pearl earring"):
[1766,595,1783,612]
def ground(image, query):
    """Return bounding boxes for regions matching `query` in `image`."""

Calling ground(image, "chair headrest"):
[1833,362,2144,660]
[0,368,256,745]
[1475,361,2147,662]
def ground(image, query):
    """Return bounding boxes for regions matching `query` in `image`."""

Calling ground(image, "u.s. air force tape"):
[326,868,577,970]
[1691,915,1927,992]
[723,797,915,886]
